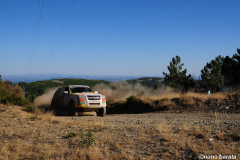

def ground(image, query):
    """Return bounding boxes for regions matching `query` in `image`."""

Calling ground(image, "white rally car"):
[51,85,106,116]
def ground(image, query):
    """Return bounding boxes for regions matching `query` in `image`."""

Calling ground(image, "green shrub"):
[181,98,196,106]
[30,115,39,121]
[160,98,169,102]
[233,129,240,140]
[67,132,77,138]
[26,94,36,103]
[0,81,29,106]
[26,104,36,113]
[167,103,176,110]
[79,130,96,148]
[126,95,138,103]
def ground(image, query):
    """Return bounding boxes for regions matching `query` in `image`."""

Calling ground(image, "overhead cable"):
[38,0,75,80]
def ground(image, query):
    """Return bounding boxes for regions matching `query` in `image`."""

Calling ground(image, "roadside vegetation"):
[107,91,240,114]
[0,102,239,159]
[0,76,38,113]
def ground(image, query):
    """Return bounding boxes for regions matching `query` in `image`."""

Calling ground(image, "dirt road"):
[1,105,240,159]
[64,112,240,130]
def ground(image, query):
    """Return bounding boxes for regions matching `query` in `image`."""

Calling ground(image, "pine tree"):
[232,48,240,84]
[201,56,224,93]
[221,56,236,86]
[163,56,195,92]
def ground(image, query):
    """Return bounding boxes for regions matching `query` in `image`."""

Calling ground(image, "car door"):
[58,88,64,107]
[63,86,70,107]
[53,88,61,105]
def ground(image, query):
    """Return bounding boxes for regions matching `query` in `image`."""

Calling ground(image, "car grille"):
[87,95,100,100]
[89,103,100,106]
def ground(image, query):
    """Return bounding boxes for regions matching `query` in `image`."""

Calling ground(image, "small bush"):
[181,98,196,106]
[0,80,29,107]
[159,98,170,106]
[126,95,138,103]
[167,103,176,110]
[194,98,204,106]
[26,94,36,103]
[233,92,240,101]
[171,98,181,104]
[26,104,36,113]
[160,98,169,102]
[79,130,96,148]
[30,115,39,121]
[67,132,77,138]
[233,129,240,140]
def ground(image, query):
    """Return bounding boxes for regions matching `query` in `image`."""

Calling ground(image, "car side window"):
[64,87,69,92]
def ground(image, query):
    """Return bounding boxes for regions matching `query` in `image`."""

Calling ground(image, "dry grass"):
[150,92,228,102]
[107,91,240,114]
[150,93,181,100]
[0,105,106,159]
[0,104,239,159]
[155,123,239,159]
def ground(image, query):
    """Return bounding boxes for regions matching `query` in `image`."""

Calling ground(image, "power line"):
[24,0,41,82]
[27,0,51,82]
[25,0,45,82]
[38,0,75,80]
[33,0,51,63]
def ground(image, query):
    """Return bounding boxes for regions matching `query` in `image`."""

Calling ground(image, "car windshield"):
[71,87,93,93]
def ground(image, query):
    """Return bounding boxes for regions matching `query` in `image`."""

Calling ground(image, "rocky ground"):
[73,112,240,131]
[0,104,240,159]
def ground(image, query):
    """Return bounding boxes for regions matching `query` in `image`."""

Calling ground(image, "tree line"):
[163,48,240,93]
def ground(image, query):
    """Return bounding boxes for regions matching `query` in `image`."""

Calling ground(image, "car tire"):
[50,102,60,116]
[97,107,106,117]
[69,101,78,116]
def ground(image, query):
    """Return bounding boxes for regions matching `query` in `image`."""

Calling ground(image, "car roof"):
[66,85,90,88]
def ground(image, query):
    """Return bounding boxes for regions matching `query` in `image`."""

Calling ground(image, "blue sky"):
[0,0,240,79]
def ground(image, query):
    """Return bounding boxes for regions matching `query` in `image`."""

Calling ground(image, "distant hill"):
[17,77,166,98]
[2,74,156,83]
[127,77,165,88]
[18,78,110,97]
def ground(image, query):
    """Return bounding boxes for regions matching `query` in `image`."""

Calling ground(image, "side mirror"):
[95,91,98,94]
[63,91,68,95]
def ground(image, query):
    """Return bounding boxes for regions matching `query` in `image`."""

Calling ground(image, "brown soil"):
[0,104,240,159]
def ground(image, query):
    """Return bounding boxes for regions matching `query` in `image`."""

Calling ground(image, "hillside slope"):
[18,78,110,97]
[127,77,165,88]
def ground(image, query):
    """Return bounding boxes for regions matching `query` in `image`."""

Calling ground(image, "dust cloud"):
[34,88,59,108]
[92,81,177,100]
[34,82,178,107]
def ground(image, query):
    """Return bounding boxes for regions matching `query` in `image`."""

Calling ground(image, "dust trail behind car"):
[34,81,178,108]
[34,88,59,108]
[92,81,178,100]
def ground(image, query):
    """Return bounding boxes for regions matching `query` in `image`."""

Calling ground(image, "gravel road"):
[64,113,240,130]
[1,104,240,159]
[61,113,240,159]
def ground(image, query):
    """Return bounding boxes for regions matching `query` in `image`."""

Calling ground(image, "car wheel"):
[68,101,78,116]
[97,107,106,117]
[50,102,60,116]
